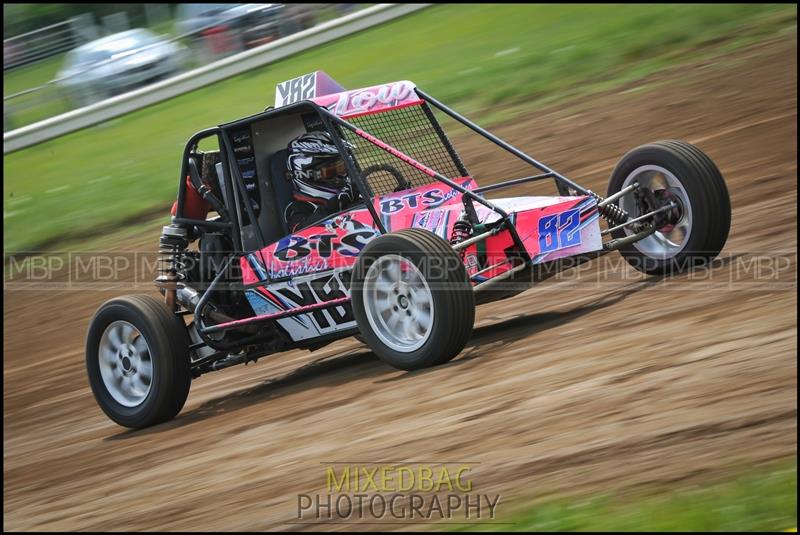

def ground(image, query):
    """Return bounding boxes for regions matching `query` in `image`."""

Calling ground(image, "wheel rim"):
[98,320,153,407]
[363,254,434,353]
[620,164,693,259]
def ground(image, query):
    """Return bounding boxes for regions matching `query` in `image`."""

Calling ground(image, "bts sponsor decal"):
[264,213,380,279]
[274,230,375,262]
[380,188,461,214]
[378,179,474,214]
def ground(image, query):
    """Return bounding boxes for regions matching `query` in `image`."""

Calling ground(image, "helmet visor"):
[312,159,347,187]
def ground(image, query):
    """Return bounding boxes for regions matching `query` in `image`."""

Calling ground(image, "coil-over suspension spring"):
[449,214,474,257]
[587,190,629,227]
[155,225,189,309]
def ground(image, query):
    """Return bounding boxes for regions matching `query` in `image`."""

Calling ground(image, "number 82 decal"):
[538,208,582,253]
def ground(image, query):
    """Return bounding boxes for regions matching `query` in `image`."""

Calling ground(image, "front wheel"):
[351,228,475,371]
[607,140,731,275]
[86,295,191,428]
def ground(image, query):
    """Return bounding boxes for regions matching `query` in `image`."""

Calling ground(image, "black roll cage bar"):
[172,88,614,263]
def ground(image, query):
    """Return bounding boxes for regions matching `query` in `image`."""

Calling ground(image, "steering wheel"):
[361,164,411,193]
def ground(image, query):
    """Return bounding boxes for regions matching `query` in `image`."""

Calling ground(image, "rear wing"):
[311,81,422,119]
[274,71,422,119]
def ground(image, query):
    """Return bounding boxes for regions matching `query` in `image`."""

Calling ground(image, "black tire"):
[351,228,475,371]
[607,140,731,275]
[86,295,191,429]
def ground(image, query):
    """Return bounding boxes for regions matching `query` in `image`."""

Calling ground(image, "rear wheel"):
[86,295,191,428]
[607,140,731,274]
[351,228,475,371]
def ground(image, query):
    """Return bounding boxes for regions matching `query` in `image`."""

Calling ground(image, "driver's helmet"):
[286,131,354,204]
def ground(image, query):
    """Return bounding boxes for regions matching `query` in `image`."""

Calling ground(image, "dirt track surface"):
[4,36,797,530]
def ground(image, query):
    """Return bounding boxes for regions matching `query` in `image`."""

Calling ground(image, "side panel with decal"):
[461,196,602,280]
[237,186,604,343]
[240,180,477,284]
[244,209,380,281]
[245,269,355,341]
[514,196,602,264]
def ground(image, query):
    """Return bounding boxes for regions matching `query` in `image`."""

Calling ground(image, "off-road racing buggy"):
[86,72,731,428]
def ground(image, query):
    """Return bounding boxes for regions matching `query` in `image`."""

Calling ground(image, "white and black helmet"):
[286,131,354,203]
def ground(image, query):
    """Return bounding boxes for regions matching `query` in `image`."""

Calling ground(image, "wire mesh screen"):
[338,103,469,197]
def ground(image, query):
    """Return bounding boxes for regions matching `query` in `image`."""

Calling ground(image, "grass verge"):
[451,458,797,532]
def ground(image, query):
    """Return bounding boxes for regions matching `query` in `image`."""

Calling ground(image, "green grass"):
[3,52,72,129]
[3,3,797,253]
[451,459,797,532]
[3,52,65,97]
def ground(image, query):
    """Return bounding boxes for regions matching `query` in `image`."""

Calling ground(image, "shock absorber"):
[449,213,474,258]
[155,225,189,311]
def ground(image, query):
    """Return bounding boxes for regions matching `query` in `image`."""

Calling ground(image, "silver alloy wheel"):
[362,254,434,353]
[621,164,693,259]
[98,320,153,407]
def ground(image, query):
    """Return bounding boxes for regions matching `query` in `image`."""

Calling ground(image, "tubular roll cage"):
[174,88,606,255]
[173,88,645,341]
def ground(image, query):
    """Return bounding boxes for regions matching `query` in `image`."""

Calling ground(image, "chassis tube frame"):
[473,172,557,194]
[417,88,590,197]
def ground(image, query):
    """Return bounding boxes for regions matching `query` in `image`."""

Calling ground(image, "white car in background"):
[56,28,186,107]
[175,3,289,47]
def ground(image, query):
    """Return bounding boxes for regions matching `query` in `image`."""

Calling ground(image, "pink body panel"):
[240,179,601,286]
[239,179,602,341]
[464,196,602,280]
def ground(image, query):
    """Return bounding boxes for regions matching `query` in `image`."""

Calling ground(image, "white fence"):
[3,3,431,155]
[3,16,93,70]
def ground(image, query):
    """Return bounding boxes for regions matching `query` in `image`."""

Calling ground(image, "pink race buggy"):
[86,72,731,428]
